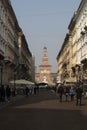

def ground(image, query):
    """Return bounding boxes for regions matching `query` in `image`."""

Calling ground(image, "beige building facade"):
[57,0,87,85]
[0,0,34,87]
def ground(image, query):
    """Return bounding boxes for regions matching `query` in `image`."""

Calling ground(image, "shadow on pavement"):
[0,107,87,130]
[0,89,87,130]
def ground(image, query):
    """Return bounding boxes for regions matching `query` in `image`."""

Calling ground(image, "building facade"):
[18,31,33,81]
[57,0,87,85]
[0,0,34,87]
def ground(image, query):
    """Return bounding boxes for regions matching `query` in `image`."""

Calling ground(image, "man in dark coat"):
[25,87,29,96]
[58,84,64,102]
[1,85,5,101]
[6,85,11,101]
[76,85,83,106]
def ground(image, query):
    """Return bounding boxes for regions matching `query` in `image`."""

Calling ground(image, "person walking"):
[76,85,83,106]
[0,87,1,101]
[1,85,5,101]
[6,85,11,102]
[58,84,64,102]
[69,87,75,101]
[25,87,29,97]
[65,86,70,102]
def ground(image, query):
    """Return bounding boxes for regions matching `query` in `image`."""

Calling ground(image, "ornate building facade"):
[35,47,56,86]
[0,0,35,87]
[56,0,87,85]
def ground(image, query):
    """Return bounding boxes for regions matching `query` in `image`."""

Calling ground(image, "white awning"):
[9,79,35,85]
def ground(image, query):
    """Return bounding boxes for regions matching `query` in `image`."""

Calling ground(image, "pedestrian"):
[34,87,37,95]
[57,84,64,102]
[25,87,29,97]
[0,87,1,101]
[65,86,70,102]
[76,85,83,106]
[1,85,5,101]
[6,85,11,102]
[69,87,74,101]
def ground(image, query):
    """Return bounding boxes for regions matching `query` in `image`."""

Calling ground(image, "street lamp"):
[13,71,16,96]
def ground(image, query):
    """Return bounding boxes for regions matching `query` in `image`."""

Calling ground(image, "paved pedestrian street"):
[0,89,87,130]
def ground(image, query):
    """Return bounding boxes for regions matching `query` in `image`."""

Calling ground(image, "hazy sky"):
[11,0,81,72]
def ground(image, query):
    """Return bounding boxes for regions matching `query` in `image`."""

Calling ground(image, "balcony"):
[4,56,15,66]
[0,49,4,60]
[81,58,87,64]
[4,56,11,63]
[81,31,85,35]
[62,62,67,69]
[84,25,87,31]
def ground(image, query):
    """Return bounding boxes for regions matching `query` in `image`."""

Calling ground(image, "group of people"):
[0,85,11,102]
[56,84,83,106]
[25,86,39,96]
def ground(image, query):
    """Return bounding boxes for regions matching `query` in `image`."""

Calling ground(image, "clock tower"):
[39,47,51,84]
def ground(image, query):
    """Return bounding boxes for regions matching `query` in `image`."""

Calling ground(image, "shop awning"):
[9,79,35,85]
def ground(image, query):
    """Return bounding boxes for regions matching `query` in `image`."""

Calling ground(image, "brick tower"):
[39,47,52,85]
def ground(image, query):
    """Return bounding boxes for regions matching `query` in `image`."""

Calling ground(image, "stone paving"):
[0,89,87,111]
[0,89,87,130]
[0,94,24,109]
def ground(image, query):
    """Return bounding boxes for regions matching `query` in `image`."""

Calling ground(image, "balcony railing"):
[4,56,15,64]
[81,31,85,35]
[84,25,87,31]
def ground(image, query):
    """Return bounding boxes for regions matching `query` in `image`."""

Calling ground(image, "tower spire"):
[41,47,49,65]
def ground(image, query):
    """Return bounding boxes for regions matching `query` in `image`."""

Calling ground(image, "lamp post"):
[0,64,3,87]
[13,71,16,96]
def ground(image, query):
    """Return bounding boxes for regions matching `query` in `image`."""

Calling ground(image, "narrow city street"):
[0,89,87,130]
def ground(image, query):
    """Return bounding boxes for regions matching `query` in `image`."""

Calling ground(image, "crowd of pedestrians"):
[55,83,83,106]
[0,83,84,107]
[25,86,39,97]
[0,84,40,103]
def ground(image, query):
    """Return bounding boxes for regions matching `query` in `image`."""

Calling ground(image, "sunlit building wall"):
[56,34,70,83]
[0,0,19,85]
[57,0,87,84]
